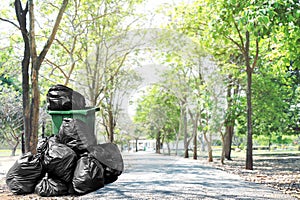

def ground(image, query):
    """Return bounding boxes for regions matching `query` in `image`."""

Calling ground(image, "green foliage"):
[134,85,180,142]
[0,81,23,148]
[254,134,296,146]
[1,0,299,151]
[251,67,289,134]
[40,0,144,85]
[234,63,300,144]
[161,0,300,159]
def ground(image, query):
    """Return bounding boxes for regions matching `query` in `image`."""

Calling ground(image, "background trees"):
[159,0,299,169]
[0,0,144,151]
[134,86,180,154]
[0,80,23,156]
[0,0,299,171]
[44,0,144,142]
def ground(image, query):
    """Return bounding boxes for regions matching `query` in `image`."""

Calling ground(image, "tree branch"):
[0,18,20,30]
[233,19,245,52]
[225,35,245,54]
[79,11,118,24]
[14,0,29,39]
[252,36,259,69]
[55,38,71,54]
[37,0,69,68]
[28,0,37,63]
[45,58,68,79]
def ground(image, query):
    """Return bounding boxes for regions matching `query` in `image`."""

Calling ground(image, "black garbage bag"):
[6,153,43,195]
[87,143,124,172]
[37,137,49,155]
[58,118,97,154]
[36,135,60,156]
[46,84,85,110]
[102,166,121,185]
[87,143,124,184]
[42,138,77,182]
[35,173,69,197]
[72,154,104,194]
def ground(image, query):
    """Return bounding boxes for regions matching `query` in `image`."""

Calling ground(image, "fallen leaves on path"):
[210,154,300,199]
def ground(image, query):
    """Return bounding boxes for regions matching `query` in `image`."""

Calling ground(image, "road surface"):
[81,151,296,200]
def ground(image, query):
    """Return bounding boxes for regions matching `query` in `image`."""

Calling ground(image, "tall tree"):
[11,0,69,154]
[208,0,265,169]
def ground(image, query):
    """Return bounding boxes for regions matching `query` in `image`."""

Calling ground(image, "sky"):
[133,0,192,28]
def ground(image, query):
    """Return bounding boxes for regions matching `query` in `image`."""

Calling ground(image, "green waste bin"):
[47,107,100,134]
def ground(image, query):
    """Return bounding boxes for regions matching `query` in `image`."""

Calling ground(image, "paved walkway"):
[81,152,296,200]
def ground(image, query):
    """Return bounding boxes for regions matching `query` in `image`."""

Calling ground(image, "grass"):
[212,149,300,159]
[161,148,300,159]
[0,149,22,157]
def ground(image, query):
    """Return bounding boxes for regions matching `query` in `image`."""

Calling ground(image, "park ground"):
[0,150,299,199]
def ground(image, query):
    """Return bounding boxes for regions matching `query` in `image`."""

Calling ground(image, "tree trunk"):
[135,138,138,152]
[21,132,25,155]
[192,113,199,160]
[224,125,234,160]
[224,80,239,160]
[167,142,170,155]
[182,99,188,158]
[11,141,19,156]
[193,131,197,160]
[30,67,40,154]
[161,131,165,150]
[224,74,235,160]
[245,31,253,170]
[156,131,161,154]
[14,0,31,154]
[221,134,225,164]
[203,131,213,162]
[108,109,114,143]
[208,144,213,162]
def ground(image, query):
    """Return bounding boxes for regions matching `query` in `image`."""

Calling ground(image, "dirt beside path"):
[209,154,300,199]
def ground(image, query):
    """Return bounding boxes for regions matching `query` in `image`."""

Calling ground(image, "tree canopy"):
[0,0,299,170]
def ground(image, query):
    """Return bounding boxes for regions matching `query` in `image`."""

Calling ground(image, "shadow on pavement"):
[81,152,296,200]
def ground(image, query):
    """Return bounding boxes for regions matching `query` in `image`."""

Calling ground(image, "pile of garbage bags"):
[6,135,123,196]
[6,84,124,197]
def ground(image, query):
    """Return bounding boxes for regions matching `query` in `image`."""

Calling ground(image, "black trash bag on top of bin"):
[6,153,43,195]
[87,143,124,184]
[41,136,77,183]
[35,173,69,197]
[58,118,97,154]
[46,84,85,110]
[72,153,105,194]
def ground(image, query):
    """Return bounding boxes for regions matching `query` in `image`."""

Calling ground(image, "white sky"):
[135,0,191,28]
